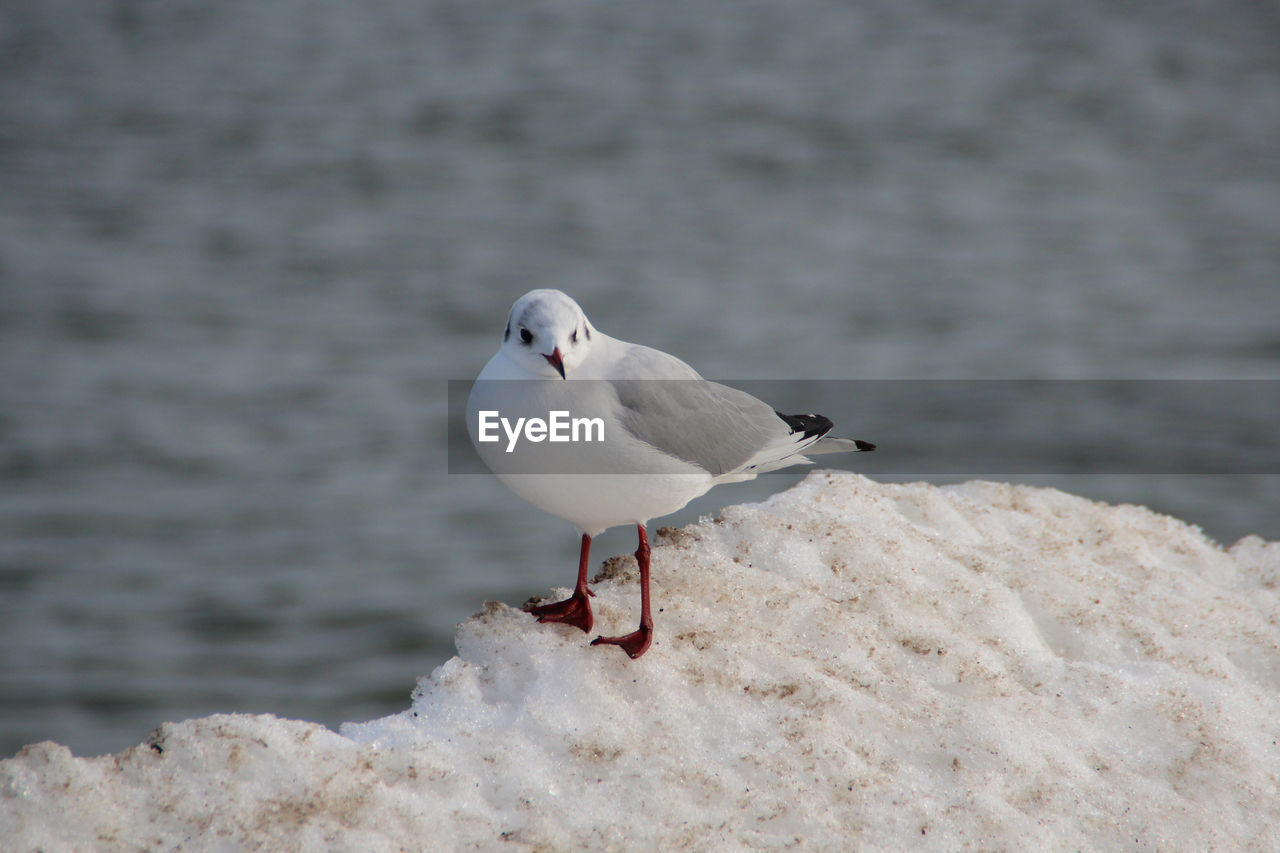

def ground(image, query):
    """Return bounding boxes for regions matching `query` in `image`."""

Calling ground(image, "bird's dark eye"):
[570,329,578,344]
[519,328,533,345]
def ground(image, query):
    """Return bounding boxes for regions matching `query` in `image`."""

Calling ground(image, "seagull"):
[466,289,874,659]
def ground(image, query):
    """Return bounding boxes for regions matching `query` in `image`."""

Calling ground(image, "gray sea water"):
[2,0,1278,757]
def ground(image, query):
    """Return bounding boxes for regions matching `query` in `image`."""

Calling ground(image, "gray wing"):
[606,344,820,478]
[612,378,794,476]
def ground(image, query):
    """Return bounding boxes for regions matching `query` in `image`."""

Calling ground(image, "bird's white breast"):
[466,353,715,535]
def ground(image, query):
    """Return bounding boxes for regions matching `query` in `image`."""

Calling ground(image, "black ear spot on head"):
[584,326,591,341]
[504,323,510,342]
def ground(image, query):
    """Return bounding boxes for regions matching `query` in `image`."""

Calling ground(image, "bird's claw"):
[591,624,653,659]
[526,591,593,633]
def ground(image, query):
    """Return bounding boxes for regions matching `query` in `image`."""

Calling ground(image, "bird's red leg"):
[591,524,653,659]
[526,533,594,633]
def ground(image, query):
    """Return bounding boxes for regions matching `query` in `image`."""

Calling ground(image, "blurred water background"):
[2,0,1278,757]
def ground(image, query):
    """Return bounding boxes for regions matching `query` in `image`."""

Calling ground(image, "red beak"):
[544,347,566,379]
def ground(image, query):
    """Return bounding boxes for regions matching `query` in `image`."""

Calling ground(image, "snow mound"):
[4,473,1279,851]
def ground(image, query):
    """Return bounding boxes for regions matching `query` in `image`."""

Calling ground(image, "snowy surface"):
[3,472,1279,851]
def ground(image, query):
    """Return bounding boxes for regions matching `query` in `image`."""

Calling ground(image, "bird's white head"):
[499,289,596,379]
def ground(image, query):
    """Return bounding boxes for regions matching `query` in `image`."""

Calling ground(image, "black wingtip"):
[775,411,834,439]
[776,411,874,450]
